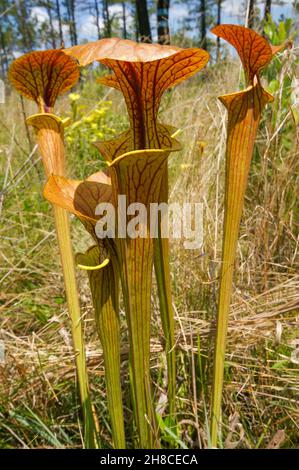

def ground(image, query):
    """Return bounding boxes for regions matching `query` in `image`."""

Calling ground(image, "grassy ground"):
[0,54,298,448]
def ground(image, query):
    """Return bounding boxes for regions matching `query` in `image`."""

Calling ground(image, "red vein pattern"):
[93,130,133,163]
[9,50,79,111]
[219,84,273,279]
[212,24,273,84]
[95,124,181,166]
[111,148,172,448]
[65,39,209,150]
[27,114,66,177]
[44,172,112,241]
[101,49,208,149]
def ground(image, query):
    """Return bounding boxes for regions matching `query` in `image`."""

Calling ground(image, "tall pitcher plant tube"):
[44,171,126,448]
[65,39,209,447]
[210,25,283,447]
[8,51,98,449]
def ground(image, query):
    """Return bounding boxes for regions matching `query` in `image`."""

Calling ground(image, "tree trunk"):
[65,1,73,45]
[216,0,221,61]
[122,1,127,39]
[135,0,152,43]
[16,0,34,51]
[65,0,77,45]
[0,27,9,75]
[247,0,255,29]
[55,0,64,46]
[94,0,101,39]
[157,0,170,45]
[46,1,57,48]
[103,0,111,37]
[69,0,78,45]
[264,0,271,21]
[200,0,207,50]
[133,2,139,41]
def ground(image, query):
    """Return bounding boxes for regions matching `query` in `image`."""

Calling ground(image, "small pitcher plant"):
[44,171,125,448]
[7,25,286,449]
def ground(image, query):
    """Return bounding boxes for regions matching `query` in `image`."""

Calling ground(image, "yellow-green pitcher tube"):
[27,114,98,449]
[76,246,126,448]
[210,24,279,447]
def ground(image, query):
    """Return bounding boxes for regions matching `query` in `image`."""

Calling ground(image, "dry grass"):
[0,57,298,448]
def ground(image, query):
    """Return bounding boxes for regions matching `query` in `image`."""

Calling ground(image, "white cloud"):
[223,0,295,21]
[30,6,69,46]
[78,14,102,41]
[30,6,49,24]
[222,0,244,17]
[109,3,135,33]
[77,4,134,42]
[109,4,123,16]
[169,3,189,26]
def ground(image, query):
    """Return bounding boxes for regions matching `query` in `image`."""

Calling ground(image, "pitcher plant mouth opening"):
[65,38,209,150]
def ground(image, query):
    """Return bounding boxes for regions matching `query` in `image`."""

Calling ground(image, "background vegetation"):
[0,0,298,449]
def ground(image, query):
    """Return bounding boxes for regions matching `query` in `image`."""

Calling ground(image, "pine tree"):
[55,0,64,45]
[157,0,170,45]
[135,0,151,42]
[64,0,78,45]
[264,0,271,21]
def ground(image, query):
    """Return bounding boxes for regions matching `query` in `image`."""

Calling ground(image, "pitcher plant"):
[210,25,286,447]
[64,38,209,447]
[8,50,98,448]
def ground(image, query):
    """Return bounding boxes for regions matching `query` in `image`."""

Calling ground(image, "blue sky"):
[29,0,297,45]
[169,0,295,30]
